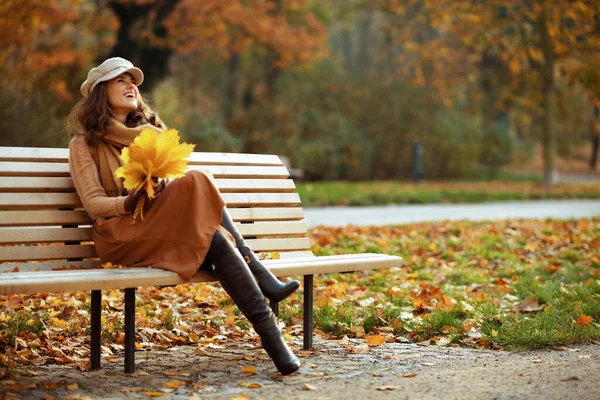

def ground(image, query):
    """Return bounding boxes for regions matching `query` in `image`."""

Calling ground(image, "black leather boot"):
[207,230,300,375]
[220,208,300,302]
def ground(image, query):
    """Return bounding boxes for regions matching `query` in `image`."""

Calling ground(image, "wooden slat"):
[0,223,308,244]
[0,251,316,272]
[0,192,300,209]
[0,162,289,179]
[265,254,403,276]
[0,147,69,162]
[0,254,402,295]
[186,165,289,179]
[187,152,283,166]
[0,244,97,262]
[0,147,284,166]
[221,193,301,207]
[0,210,91,227]
[0,193,81,209]
[227,207,304,222]
[237,221,307,237]
[245,237,311,252]
[0,177,75,192]
[214,179,295,193]
[0,177,295,193]
[0,260,101,272]
[0,162,70,177]
[0,227,92,244]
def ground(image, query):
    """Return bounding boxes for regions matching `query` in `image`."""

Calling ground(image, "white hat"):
[80,57,144,97]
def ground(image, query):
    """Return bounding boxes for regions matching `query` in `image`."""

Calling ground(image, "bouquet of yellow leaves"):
[115,128,195,221]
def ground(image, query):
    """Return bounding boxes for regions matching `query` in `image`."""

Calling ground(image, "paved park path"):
[303,199,600,227]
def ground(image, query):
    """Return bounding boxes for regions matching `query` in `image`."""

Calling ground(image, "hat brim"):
[81,66,144,97]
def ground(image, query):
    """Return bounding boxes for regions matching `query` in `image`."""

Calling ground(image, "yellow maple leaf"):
[365,334,385,346]
[115,128,195,221]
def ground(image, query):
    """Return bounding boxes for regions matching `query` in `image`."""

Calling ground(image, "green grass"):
[0,310,49,345]
[303,219,600,351]
[296,181,600,207]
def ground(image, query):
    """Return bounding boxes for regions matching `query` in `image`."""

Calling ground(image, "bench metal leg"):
[90,290,101,370]
[303,274,314,350]
[124,288,136,373]
[269,298,279,317]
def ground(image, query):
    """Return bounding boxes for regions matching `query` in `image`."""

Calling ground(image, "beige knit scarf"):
[91,118,162,197]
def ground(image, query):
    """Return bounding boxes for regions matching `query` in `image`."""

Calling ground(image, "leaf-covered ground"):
[1,218,599,373]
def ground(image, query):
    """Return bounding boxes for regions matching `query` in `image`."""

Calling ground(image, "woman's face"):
[107,73,139,118]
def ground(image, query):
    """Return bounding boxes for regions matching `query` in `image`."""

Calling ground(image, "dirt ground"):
[1,337,599,400]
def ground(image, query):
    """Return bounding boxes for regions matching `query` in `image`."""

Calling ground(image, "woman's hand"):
[142,178,166,213]
[124,188,146,213]
[124,178,167,214]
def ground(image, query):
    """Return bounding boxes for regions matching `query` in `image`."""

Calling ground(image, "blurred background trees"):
[1,0,598,183]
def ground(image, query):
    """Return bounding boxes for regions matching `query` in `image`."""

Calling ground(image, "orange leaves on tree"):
[166,0,327,67]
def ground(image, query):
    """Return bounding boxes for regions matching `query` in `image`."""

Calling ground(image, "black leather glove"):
[124,179,167,214]
[124,188,146,213]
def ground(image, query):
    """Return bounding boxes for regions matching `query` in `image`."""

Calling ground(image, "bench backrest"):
[0,146,313,273]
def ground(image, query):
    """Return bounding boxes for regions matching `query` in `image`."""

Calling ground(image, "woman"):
[67,57,300,375]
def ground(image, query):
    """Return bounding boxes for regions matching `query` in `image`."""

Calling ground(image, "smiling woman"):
[63,57,301,375]
[107,73,139,122]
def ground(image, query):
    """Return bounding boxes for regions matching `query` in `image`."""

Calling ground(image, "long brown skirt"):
[92,170,226,280]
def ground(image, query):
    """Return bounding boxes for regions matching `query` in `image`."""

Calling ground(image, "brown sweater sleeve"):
[69,136,128,221]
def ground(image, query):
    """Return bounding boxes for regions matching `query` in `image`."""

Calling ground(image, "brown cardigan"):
[69,135,128,221]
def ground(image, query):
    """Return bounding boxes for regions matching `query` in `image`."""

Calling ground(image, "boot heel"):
[255,317,300,375]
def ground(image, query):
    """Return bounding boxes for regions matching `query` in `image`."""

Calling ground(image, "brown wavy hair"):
[66,79,166,146]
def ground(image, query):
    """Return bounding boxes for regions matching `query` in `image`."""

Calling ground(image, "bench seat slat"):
[245,237,311,252]
[0,177,295,193]
[0,147,284,166]
[0,244,97,262]
[227,207,304,221]
[0,238,309,261]
[0,210,92,227]
[0,192,301,209]
[213,179,295,193]
[0,222,307,244]
[0,177,75,192]
[0,227,92,244]
[0,254,402,294]
[237,221,307,236]
[0,208,304,227]
[0,162,289,179]
[0,250,316,272]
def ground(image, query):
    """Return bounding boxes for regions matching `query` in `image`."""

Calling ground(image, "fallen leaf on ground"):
[516,296,544,312]
[376,386,398,391]
[365,335,385,346]
[247,383,262,388]
[301,383,317,390]
[142,390,166,397]
[65,383,78,391]
[576,315,593,327]
[561,376,582,381]
[241,366,256,375]
[402,373,418,378]
[163,380,181,389]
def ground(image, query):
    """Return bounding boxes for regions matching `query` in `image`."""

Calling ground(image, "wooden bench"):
[0,146,402,373]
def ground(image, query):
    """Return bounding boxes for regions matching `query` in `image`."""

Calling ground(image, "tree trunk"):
[537,2,559,184]
[591,133,599,170]
[107,0,181,92]
[591,106,599,170]
[223,51,240,120]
